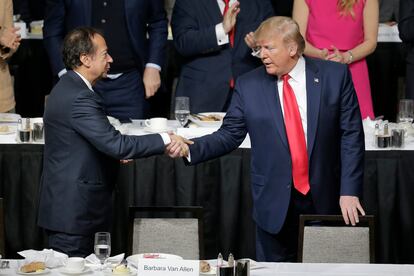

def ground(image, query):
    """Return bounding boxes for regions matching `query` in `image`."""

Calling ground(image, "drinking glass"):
[94,232,111,269]
[398,99,414,123]
[175,96,190,127]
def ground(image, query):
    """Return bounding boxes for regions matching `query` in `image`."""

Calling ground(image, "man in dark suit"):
[38,27,187,257]
[172,17,366,261]
[171,0,273,113]
[399,0,414,100]
[43,0,167,120]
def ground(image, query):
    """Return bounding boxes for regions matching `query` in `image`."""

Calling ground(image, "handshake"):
[165,132,194,158]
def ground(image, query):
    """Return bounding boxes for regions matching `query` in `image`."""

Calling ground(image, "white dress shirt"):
[277,56,308,145]
[215,0,237,45]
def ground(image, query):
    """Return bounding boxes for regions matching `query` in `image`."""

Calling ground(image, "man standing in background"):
[43,0,168,120]
[399,0,414,101]
[171,0,273,113]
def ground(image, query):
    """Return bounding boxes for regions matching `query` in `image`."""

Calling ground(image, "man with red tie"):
[179,16,366,261]
[171,0,273,113]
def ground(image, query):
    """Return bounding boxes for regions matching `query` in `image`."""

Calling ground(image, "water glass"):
[175,96,190,127]
[397,99,414,123]
[94,232,111,268]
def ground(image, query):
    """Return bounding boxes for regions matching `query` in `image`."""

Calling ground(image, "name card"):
[138,259,199,276]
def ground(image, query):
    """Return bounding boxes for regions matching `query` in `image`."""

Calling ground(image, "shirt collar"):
[74,70,94,91]
[287,56,305,82]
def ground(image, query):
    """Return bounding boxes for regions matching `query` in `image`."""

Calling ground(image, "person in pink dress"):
[293,0,378,119]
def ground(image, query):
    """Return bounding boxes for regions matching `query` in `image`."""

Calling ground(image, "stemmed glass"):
[175,96,190,127]
[94,232,111,270]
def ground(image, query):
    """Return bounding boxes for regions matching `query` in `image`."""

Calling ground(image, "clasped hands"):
[319,45,352,64]
[165,132,193,158]
[0,26,21,51]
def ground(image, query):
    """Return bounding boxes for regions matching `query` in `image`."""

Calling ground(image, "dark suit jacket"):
[43,0,167,76]
[188,57,365,234]
[38,71,165,235]
[399,0,414,65]
[171,0,274,113]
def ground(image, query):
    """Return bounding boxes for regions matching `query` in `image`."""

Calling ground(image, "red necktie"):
[282,74,310,195]
[223,0,235,88]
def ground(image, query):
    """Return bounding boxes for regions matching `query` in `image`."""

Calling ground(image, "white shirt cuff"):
[145,63,161,71]
[159,133,171,145]
[185,151,191,162]
[216,23,229,45]
[58,68,67,78]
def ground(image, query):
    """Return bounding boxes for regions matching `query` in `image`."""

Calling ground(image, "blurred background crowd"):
[1,0,412,123]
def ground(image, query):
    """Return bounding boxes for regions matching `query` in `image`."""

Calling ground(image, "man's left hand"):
[143,67,161,99]
[339,195,366,226]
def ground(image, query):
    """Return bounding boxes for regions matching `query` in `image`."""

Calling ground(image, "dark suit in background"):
[43,0,168,120]
[171,0,273,113]
[271,0,294,16]
[38,71,165,256]
[188,57,364,261]
[399,0,414,100]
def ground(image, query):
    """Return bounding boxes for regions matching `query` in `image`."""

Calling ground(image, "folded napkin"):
[18,249,68,268]
[85,253,124,265]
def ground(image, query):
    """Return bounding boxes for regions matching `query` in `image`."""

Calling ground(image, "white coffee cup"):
[13,22,27,39]
[65,257,85,272]
[145,117,167,130]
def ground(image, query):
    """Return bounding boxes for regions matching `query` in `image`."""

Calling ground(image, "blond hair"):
[254,16,305,56]
[337,0,359,18]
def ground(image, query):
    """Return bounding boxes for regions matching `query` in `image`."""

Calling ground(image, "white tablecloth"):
[2,260,414,276]
[2,119,414,151]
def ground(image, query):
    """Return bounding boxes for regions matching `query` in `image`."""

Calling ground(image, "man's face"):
[255,33,297,77]
[89,34,113,80]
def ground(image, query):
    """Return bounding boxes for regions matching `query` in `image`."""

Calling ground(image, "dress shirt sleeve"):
[172,0,224,57]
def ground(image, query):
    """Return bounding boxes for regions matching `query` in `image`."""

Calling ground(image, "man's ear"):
[79,53,91,68]
[288,43,298,57]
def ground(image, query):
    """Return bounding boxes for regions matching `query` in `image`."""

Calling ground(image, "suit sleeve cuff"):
[216,23,229,45]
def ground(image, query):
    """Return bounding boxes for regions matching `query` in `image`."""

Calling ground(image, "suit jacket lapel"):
[262,71,289,150]
[305,57,321,159]
[201,0,223,25]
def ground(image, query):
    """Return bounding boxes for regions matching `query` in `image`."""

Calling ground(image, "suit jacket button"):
[287,184,291,189]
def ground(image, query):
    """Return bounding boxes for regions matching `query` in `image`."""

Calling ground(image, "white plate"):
[59,266,91,275]
[142,127,174,133]
[0,125,17,135]
[103,268,137,276]
[126,253,183,267]
[17,268,50,275]
[189,112,225,128]
[0,113,21,123]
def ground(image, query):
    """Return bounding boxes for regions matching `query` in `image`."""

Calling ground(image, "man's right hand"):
[0,26,21,50]
[223,1,240,34]
[165,134,194,158]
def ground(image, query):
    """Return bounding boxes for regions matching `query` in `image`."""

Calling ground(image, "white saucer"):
[58,266,91,275]
[143,127,174,133]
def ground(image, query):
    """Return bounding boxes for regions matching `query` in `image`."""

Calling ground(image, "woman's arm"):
[329,0,378,64]
[292,0,328,59]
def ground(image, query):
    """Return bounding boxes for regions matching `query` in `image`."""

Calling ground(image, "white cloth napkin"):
[85,253,124,265]
[18,249,68,268]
